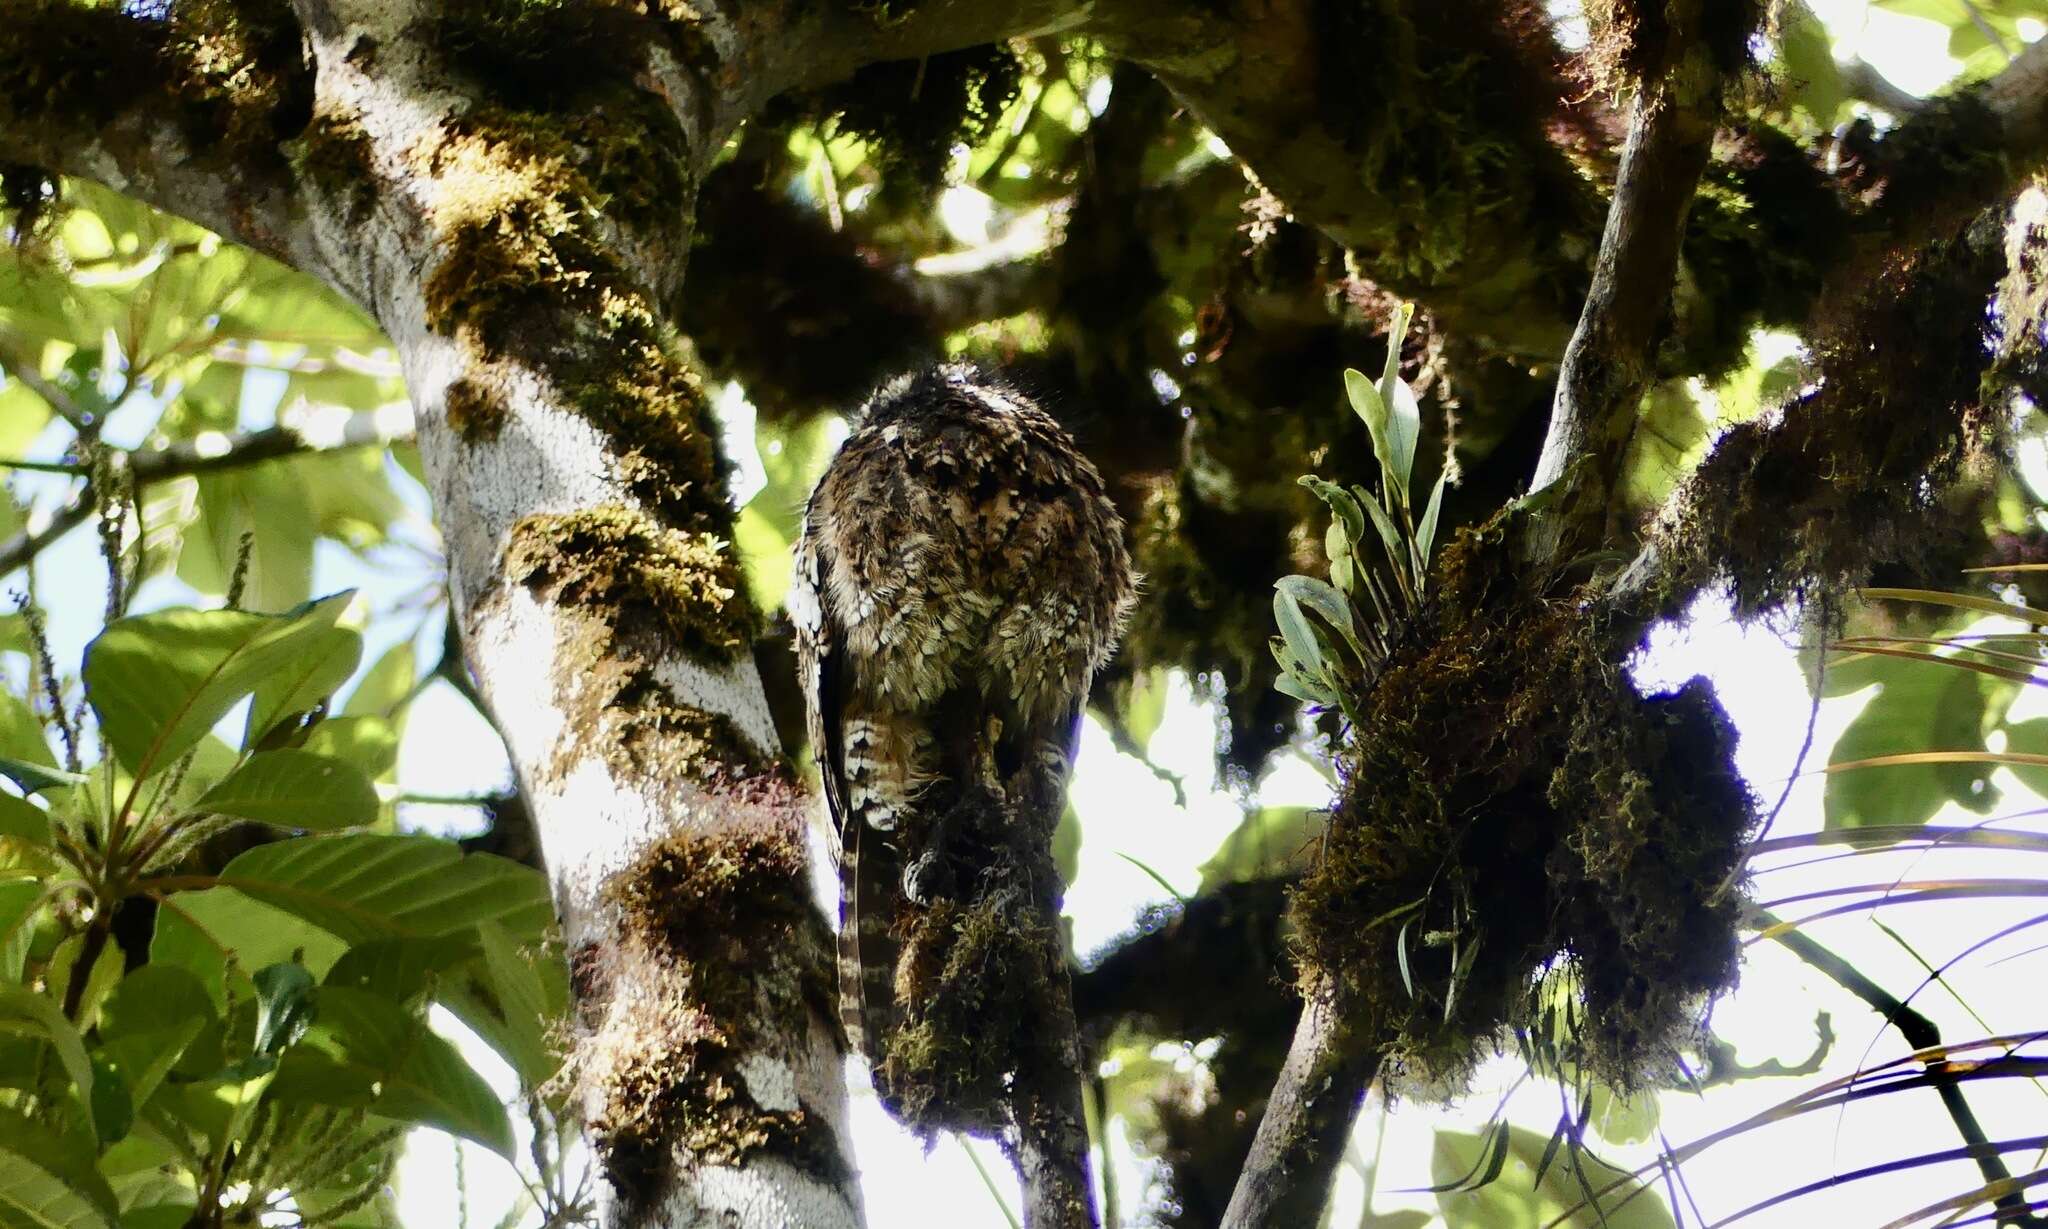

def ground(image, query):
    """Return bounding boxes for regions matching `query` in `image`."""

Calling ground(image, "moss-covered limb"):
[876,771,1099,1223]
[1636,211,2008,621]
[1093,0,1602,361]
[571,814,850,1207]
[0,0,313,267]
[1531,2,1747,562]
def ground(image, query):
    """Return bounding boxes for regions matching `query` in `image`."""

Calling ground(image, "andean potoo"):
[788,365,1135,1093]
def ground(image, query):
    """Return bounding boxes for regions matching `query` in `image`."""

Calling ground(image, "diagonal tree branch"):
[0,405,415,578]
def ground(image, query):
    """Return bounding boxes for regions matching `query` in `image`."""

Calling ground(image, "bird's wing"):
[792,516,906,1064]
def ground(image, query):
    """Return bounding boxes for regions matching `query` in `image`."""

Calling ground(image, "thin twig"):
[0,411,414,577]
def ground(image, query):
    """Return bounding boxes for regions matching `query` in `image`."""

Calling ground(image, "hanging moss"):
[1291,512,1754,1093]
[1654,214,2005,618]
[773,43,1022,189]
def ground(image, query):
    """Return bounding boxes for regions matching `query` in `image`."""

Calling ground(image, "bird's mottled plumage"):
[789,365,1134,1064]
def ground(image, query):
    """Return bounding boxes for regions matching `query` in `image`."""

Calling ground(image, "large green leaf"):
[149,887,347,1011]
[299,717,400,781]
[196,751,377,831]
[0,882,42,982]
[0,1107,119,1229]
[96,967,213,1110]
[1432,1123,1674,1228]
[0,692,54,771]
[324,934,481,1005]
[82,594,353,778]
[1824,657,2007,830]
[1199,806,1321,891]
[244,624,363,750]
[342,640,416,720]
[0,986,96,1140]
[457,922,565,1087]
[177,467,316,612]
[268,986,512,1157]
[214,833,553,946]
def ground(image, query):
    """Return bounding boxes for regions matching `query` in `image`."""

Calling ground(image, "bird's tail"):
[837,812,906,1067]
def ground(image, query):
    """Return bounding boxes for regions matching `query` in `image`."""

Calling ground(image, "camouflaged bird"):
[788,365,1134,1070]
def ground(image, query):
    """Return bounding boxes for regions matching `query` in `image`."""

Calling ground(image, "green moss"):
[882,891,1068,1136]
[507,506,753,664]
[286,111,378,218]
[161,0,311,159]
[0,1,162,131]
[1291,516,1753,1092]
[442,377,508,443]
[581,823,846,1199]
[412,108,724,529]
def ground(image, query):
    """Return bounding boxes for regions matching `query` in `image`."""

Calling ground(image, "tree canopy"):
[5,1,2048,1226]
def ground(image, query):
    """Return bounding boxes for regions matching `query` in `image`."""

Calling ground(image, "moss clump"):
[160,0,311,160]
[1655,215,2005,617]
[884,892,1067,1135]
[0,1,162,131]
[576,819,845,1202]
[286,111,378,219]
[506,505,753,664]
[1292,514,1754,1092]
[443,377,508,443]
[413,107,724,529]
[774,43,1021,189]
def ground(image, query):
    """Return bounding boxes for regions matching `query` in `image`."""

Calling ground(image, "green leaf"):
[82,594,354,778]
[325,934,481,1005]
[1272,588,1328,678]
[0,1107,119,1229]
[252,962,317,1059]
[1275,575,1365,665]
[1432,1122,1675,1228]
[342,640,416,719]
[149,887,348,1012]
[0,986,96,1139]
[97,967,213,1110]
[87,1058,132,1146]
[1415,470,1448,583]
[0,691,56,770]
[299,717,401,781]
[0,792,50,849]
[1272,670,1339,708]
[244,624,363,750]
[0,882,42,981]
[1343,367,1401,498]
[197,751,378,831]
[454,923,564,1087]
[1825,657,2005,829]
[0,758,85,795]
[214,833,554,947]
[1356,485,1409,575]
[176,466,316,611]
[1377,371,1421,502]
[1299,475,1367,544]
[269,986,513,1157]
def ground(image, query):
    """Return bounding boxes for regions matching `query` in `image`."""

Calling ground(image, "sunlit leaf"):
[0,1107,118,1229]
[83,594,353,778]
[269,986,513,1157]
[214,833,554,946]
